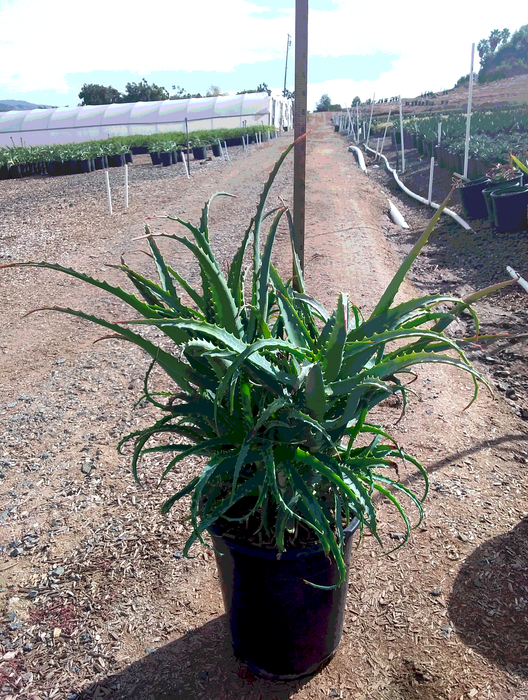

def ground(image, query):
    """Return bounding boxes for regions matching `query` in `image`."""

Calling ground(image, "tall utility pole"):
[283,33,292,96]
[293,0,308,283]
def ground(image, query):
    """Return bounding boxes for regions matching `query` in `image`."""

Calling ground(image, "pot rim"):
[208,516,360,560]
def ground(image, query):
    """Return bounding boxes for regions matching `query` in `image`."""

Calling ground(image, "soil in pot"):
[491,185,528,232]
[209,503,360,680]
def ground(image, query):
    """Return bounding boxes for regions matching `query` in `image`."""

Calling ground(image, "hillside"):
[0,99,56,112]
[371,72,528,117]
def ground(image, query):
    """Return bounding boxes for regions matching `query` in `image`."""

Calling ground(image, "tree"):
[315,94,332,112]
[170,85,203,100]
[478,24,528,83]
[283,88,294,100]
[237,83,272,96]
[206,85,228,97]
[352,96,361,106]
[120,79,169,103]
[78,83,121,106]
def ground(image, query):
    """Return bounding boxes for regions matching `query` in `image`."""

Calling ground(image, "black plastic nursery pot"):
[150,151,161,165]
[78,159,93,174]
[211,143,222,157]
[160,152,173,167]
[458,177,491,220]
[483,177,523,220]
[491,185,528,232]
[131,146,149,155]
[209,517,360,680]
[125,153,133,164]
[0,165,9,180]
[192,146,208,160]
[8,164,22,179]
[108,154,125,168]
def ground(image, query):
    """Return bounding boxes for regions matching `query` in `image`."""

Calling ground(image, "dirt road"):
[1,114,527,699]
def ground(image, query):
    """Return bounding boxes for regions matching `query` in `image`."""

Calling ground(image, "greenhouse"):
[0,92,293,147]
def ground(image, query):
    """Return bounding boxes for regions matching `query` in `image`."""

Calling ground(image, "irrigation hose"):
[348,146,367,173]
[359,144,472,232]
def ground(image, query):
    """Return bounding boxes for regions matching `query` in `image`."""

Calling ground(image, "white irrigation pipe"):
[463,43,475,180]
[348,145,367,173]
[427,157,435,205]
[217,139,224,159]
[124,164,129,209]
[104,170,112,215]
[506,266,528,294]
[389,200,409,228]
[223,141,230,161]
[364,144,472,231]
[437,122,442,145]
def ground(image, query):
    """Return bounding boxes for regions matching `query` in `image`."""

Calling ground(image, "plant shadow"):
[448,517,528,678]
[77,615,311,699]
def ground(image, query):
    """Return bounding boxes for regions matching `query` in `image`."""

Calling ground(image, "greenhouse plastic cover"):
[0,93,290,147]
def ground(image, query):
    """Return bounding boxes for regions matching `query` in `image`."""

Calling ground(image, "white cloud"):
[1,0,526,104]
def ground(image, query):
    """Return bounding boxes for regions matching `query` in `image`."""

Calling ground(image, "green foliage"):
[315,94,332,112]
[478,24,528,83]
[121,79,169,103]
[1,139,492,588]
[237,83,272,96]
[78,83,121,106]
[454,74,470,88]
[352,96,361,106]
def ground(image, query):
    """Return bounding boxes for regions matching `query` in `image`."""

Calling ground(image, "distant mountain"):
[0,99,57,112]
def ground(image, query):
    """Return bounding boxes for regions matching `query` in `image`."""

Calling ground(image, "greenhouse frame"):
[0,92,293,147]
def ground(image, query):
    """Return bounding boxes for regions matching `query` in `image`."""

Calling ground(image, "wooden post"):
[293,0,308,286]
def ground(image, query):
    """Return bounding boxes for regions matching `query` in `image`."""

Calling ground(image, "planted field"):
[1,115,528,699]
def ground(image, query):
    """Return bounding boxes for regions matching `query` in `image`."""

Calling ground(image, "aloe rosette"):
[2,137,503,587]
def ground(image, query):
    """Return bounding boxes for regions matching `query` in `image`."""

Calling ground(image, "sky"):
[0,0,527,110]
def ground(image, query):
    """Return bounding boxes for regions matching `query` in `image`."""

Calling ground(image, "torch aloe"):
[2,138,497,587]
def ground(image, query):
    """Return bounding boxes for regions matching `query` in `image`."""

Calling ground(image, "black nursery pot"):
[160,152,173,167]
[107,154,125,168]
[209,517,360,680]
[491,185,528,232]
[211,143,222,157]
[150,151,161,165]
[483,177,523,220]
[458,177,491,220]
[192,146,208,160]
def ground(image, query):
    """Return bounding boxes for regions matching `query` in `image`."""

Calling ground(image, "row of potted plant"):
[393,127,528,179]
[0,126,278,180]
[0,138,133,180]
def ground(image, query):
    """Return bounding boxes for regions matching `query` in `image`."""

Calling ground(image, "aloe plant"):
[1,138,497,587]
